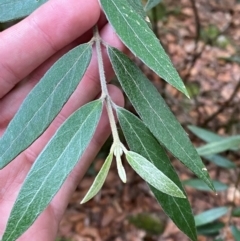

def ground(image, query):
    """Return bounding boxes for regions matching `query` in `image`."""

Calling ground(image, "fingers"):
[52,85,124,221]
[0,0,101,98]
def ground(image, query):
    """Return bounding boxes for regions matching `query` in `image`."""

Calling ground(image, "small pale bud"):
[111,142,127,183]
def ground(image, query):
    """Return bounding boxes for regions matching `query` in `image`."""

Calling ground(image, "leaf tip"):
[206,178,216,192]
[80,199,86,205]
[179,193,186,199]
[182,87,190,99]
[175,189,186,199]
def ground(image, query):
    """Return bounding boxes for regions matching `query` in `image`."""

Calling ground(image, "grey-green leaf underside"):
[108,47,213,190]
[81,152,113,204]
[100,0,188,96]
[203,154,236,169]
[1,100,102,241]
[196,135,240,156]
[194,207,229,227]
[126,151,185,198]
[188,125,240,151]
[188,125,237,168]
[188,125,236,145]
[231,225,240,241]
[182,179,228,192]
[0,0,47,22]
[0,43,92,169]
[117,107,197,241]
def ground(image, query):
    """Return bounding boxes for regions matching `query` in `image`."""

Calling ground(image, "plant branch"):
[94,25,109,98]
[184,0,204,82]
[93,25,121,144]
[190,0,200,45]
[203,78,240,125]
[106,98,121,143]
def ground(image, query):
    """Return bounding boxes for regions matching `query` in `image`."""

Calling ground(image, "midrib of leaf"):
[111,2,159,68]
[0,44,91,159]
[171,197,191,227]
[26,122,85,177]
[169,196,193,235]
[5,102,99,241]
[112,51,202,176]
[105,0,185,94]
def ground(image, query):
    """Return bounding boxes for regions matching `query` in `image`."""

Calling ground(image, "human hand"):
[0,0,124,240]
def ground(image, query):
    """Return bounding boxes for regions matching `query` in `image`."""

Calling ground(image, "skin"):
[0,0,125,240]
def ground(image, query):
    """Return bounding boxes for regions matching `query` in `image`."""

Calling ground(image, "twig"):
[183,0,206,82]
[189,0,200,46]
[203,79,240,125]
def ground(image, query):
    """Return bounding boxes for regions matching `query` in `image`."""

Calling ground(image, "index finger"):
[0,0,101,98]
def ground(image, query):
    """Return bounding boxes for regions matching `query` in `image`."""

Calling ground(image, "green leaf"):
[203,154,236,169]
[197,136,240,156]
[188,125,224,143]
[220,55,240,65]
[194,207,229,227]
[182,179,228,192]
[128,213,166,235]
[126,151,185,198]
[0,43,92,169]
[231,225,240,241]
[81,152,113,204]
[0,0,47,22]
[100,0,188,96]
[1,100,102,241]
[188,125,239,151]
[188,125,238,162]
[232,207,240,217]
[116,154,127,183]
[117,107,197,241]
[197,222,224,236]
[108,47,213,190]
[144,0,163,12]
[126,0,152,28]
